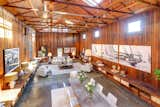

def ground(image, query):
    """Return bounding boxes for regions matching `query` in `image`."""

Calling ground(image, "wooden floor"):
[15,71,152,107]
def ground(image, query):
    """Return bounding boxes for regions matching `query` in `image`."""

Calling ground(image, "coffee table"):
[59,64,73,69]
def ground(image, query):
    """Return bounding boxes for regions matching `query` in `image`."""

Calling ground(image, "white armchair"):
[80,63,93,73]
[36,66,48,77]
[51,57,57,64]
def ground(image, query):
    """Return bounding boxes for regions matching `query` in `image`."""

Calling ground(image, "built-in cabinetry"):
[0,64,38,107]
[92,63,160,107]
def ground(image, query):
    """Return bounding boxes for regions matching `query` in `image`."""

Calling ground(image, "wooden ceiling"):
[0,0,160,33]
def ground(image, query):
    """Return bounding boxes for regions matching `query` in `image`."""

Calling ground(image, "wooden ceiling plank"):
[120,2,134,13]
[51,10,115,20]
[119,2,138,11]
[2,0,26,6]
[45,0,134,15]
[3,5,33,10]
[15,10,33,16]
[23,16,40,18]
[104,0,124,8]
[137,0,160,8]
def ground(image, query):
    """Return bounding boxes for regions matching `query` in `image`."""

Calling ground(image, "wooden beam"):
[45,0,134,14]
[25,19,106,25]
[23,16,40,18]
[3,5,33,10]
[80,6,109,25]
[137,0,160,8]
[52,11,115,20]
[15,10,33,16]
[120,2,134,13]
[104,0,124,8]
[2,0,26,6]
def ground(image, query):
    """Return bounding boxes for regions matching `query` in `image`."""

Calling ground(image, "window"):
[94,30,100,38]
[128,20,141,33]
[82,34,86,39]
[0,17,12,38]
[57,48,63,57]
[43,28,69,33]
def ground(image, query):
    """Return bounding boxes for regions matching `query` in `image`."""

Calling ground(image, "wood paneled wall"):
[36,32,80,56]
[80,8,160,89]
[0,7,36,89]
[0,7,35,89]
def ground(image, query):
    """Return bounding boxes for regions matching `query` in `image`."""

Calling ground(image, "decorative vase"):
[9,81,16,89]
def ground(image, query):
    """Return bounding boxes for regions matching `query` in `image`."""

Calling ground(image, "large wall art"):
[102,44,118,63]
[92,44,102,57]
[119,45,151,73]
[91,44,151,73]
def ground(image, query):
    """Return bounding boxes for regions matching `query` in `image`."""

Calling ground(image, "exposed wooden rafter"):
[46,0,134,14]
[3,5,33,10]
[2,0,26,6]
[15,10,33,16]
[137,0,160,8]
[0,0,157,32]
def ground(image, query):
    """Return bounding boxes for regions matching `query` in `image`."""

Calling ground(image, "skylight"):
[83,0,102,7]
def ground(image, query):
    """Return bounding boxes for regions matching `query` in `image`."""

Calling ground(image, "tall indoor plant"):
[154,69,160,80]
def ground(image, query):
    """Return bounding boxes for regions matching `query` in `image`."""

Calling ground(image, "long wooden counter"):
[92,62,160,107]
[0,66,38,107]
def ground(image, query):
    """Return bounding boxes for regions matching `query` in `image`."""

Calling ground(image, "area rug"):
[39,62,81,76]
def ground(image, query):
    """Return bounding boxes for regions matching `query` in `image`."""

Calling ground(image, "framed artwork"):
[92,44,102,57]
[3,48,20,74]
[64,47,70,53]
[102,44,118,63]
[119,45,151,73]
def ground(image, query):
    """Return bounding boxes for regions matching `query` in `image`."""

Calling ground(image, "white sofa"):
[51,56,73,64]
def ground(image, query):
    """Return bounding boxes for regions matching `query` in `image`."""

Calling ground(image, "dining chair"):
[90,78,96,86]
[70,71,78,78]
[104,92,118,107]
[95,83,103,94]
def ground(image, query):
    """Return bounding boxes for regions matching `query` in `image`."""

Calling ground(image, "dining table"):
[69,78,111,107]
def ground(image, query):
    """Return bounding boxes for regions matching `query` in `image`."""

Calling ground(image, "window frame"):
[127,20,142,33]
[0,17,12,38]
[94,30,100,38]
[82,33,86,40]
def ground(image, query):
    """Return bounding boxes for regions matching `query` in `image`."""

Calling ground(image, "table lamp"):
[48,52,52,64]
[85,49,92,62]
[72,51,76,59]
[4,72,18,88]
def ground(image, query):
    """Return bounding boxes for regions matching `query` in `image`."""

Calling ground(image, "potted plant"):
[154,69,160,80]
[85,81,95,97]
[78,71,87,83]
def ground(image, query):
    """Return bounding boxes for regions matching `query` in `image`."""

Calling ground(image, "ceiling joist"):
[137,0,160,8]
[2,0,26,6]
[3,5,33,10]
[45,0,134,15]
[1,0,158,32]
